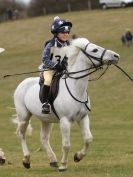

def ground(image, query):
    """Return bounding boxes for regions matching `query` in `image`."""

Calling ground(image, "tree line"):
[28,0,99,17]
[0,0,99,22]
[0,0,26,22]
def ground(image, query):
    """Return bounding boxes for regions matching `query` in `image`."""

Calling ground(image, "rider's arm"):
[42,42,55,68]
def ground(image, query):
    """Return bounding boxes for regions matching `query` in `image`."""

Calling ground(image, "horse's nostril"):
[114,54,119,58]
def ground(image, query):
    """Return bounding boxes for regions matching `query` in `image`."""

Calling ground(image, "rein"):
[63,66,107,80]
[64,77,91,111]
[63,66,109,112]
[114,64,133,81]
[63,62,133,112]
[63,65,108,111]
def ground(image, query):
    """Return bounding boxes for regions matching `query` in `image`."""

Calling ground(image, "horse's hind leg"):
[40,121,58,168]
[74,115,93,162]
[15,110,31,169]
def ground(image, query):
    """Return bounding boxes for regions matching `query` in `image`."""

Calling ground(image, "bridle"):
[63,42,108,80]
[81,42,107,67]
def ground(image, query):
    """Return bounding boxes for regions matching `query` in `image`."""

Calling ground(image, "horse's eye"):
[92,49,98,53]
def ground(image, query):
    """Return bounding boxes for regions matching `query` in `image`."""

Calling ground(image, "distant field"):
[0,8,133,177]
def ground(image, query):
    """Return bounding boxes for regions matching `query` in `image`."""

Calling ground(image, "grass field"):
[0,8,133,177]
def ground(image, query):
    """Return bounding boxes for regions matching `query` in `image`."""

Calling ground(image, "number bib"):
[50,47,67,63]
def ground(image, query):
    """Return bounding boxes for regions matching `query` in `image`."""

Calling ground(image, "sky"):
[16,0,31,4]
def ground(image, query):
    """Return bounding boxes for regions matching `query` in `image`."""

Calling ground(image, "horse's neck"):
[67,52,89,96]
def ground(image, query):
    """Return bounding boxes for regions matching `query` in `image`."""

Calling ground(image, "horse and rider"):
[11,14,120,170]
[38,16,72,114]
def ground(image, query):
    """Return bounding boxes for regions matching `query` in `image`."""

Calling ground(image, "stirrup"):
[42,102,51,114]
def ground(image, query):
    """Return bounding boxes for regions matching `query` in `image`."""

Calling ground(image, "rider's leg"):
[41,70,54,114]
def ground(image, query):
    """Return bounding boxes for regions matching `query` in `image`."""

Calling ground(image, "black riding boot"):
[39,85,51,114]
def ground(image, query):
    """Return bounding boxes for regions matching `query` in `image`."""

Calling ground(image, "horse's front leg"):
[40,122,58,168]
[59,117,71,171]
[74,115,93,162]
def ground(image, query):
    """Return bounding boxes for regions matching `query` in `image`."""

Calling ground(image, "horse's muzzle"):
[108,53,120,65]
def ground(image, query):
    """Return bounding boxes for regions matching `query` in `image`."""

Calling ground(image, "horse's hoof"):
[74,153,81,162]
[0,158,5,165]
[59,167,67,172]
[23,161,30,169]
[50,162,58,168]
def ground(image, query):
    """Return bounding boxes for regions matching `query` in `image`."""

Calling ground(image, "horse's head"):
[72,38,120,67]
[84,43,120,66]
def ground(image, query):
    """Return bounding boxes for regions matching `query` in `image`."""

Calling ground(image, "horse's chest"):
[69,106,87,122]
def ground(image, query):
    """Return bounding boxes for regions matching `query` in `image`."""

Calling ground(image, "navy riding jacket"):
[41,37,70,69]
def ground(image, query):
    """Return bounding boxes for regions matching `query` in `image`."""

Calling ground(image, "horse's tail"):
[12,115,33,136]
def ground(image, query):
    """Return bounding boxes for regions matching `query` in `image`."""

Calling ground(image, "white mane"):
[51,38,90,63]
[65,38,90,66]
[71,38,90,50]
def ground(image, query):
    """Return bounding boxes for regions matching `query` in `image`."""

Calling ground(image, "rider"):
[39,16,72,114]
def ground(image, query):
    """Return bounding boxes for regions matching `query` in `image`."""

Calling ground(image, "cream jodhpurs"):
[43,70,55,86]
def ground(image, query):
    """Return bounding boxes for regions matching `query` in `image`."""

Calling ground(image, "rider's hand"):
[54,63,64,72]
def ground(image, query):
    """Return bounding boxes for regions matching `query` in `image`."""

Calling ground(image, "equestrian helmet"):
[51,16,72,34]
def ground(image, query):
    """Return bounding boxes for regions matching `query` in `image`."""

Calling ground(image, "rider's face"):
[57,32,70,42]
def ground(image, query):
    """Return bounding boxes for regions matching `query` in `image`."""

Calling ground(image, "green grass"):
[0,8,133,177]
